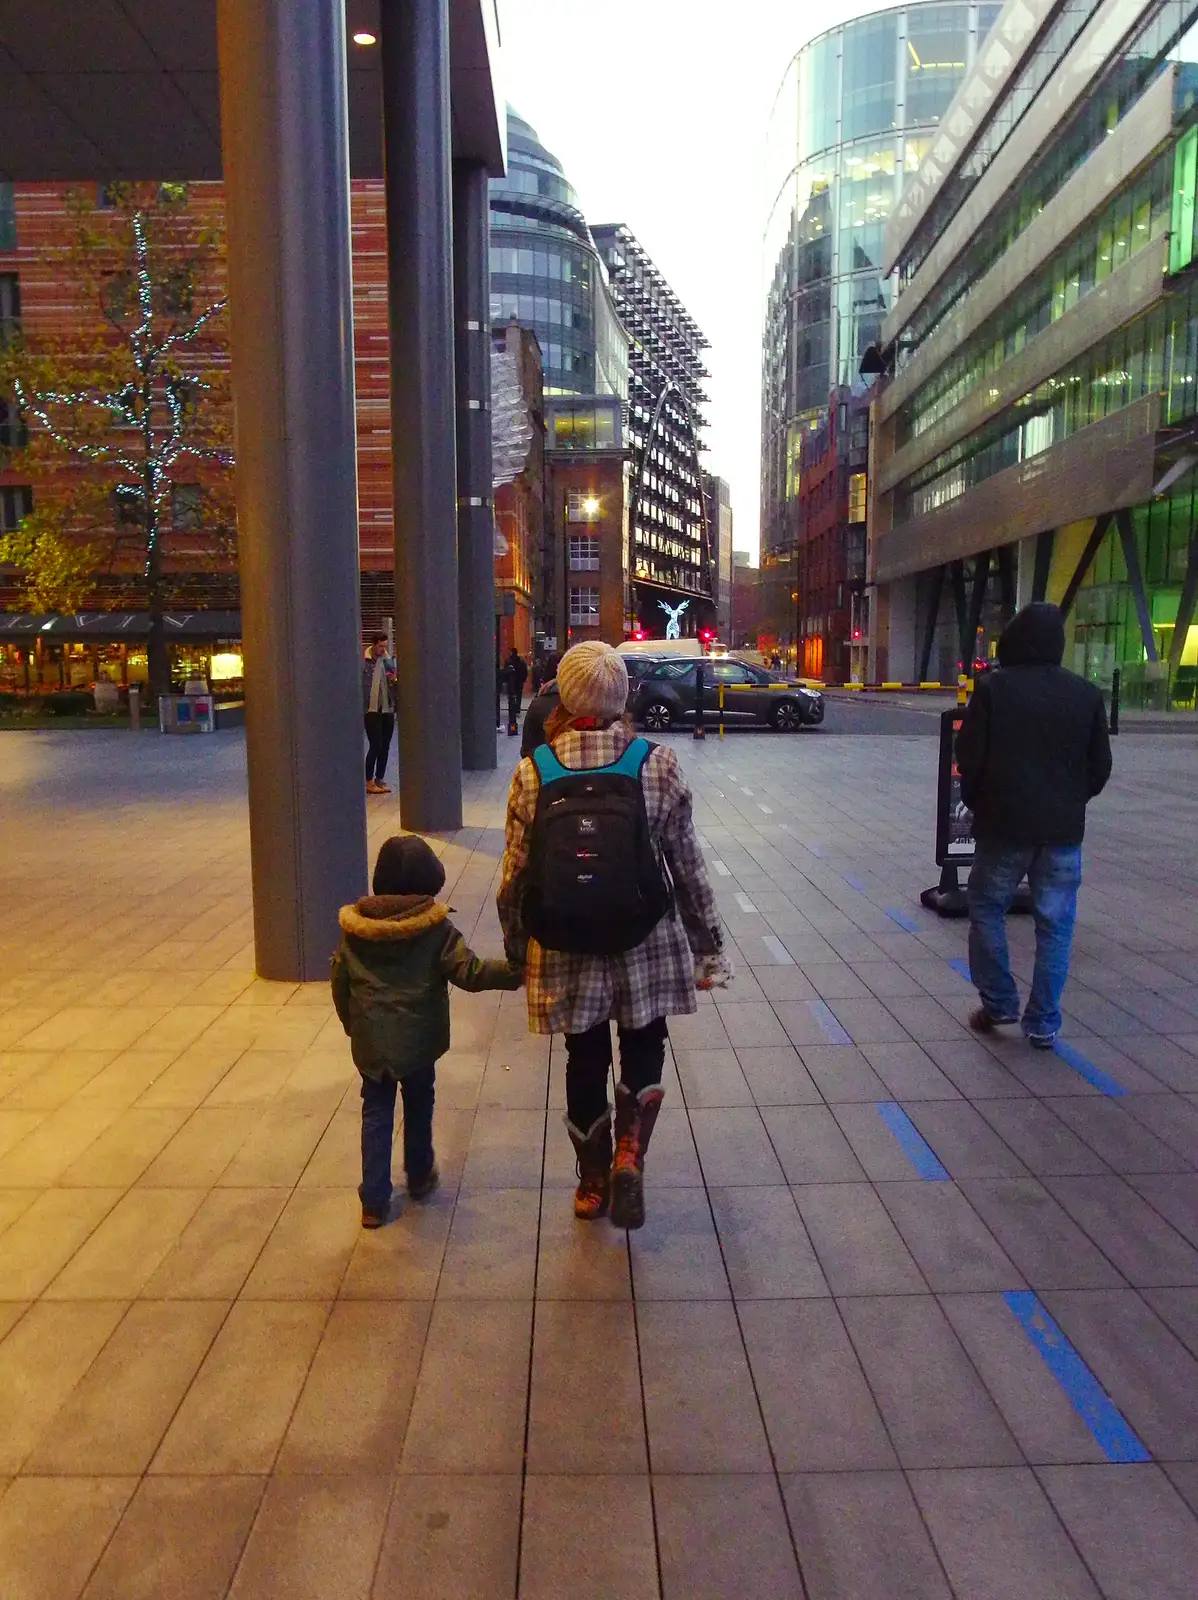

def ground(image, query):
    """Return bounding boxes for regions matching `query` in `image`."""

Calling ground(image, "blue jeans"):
[968,840,1082,1040]
[359,1065,436,1213]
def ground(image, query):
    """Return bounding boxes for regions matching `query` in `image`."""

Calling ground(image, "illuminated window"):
[848,472,867,524]
[567,490,601,522]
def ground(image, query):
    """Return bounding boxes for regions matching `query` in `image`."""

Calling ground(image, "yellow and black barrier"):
[837,681,960,693]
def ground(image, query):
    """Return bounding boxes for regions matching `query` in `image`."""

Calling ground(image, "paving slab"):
[2,727,1197,1597]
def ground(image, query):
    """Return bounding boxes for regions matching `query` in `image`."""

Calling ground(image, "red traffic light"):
[852,629,861,640]
[699,629,713,642]
[632,629,645,641]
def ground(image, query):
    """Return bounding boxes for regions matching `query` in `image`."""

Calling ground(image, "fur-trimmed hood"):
[338,894,449,942]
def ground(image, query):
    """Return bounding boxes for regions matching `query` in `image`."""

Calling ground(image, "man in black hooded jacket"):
[955,601,1111,1048]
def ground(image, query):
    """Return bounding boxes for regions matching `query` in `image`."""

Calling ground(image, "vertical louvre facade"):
[592,224,712,635]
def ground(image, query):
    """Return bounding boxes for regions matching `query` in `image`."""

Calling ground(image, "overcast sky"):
[499,0,871,558]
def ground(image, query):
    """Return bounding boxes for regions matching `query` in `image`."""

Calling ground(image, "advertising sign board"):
[935,707,974,867]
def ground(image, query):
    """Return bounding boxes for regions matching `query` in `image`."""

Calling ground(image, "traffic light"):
[699,628,714,643]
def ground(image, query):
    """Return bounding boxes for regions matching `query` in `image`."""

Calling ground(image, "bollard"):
[693,661,706,740]
[1110,668,1121,736]
[718,683,725,739]
[128,685,140,732]
[957,673,968,706]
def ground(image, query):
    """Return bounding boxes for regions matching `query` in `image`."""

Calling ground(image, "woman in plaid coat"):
[498,640,729,1229]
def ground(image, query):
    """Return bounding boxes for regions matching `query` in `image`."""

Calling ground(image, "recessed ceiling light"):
[353,31,377,46]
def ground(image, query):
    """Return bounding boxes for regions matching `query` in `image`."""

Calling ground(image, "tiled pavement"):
[1,725,1198,1597]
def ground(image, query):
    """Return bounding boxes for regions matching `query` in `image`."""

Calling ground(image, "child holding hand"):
[332,835,522,1227]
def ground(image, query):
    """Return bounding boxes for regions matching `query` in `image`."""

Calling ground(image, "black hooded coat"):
[955,603,1112,847]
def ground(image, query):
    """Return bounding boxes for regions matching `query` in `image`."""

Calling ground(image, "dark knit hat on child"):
[372,836,447,898]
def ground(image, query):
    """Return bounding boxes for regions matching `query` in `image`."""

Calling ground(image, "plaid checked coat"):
[498,725,725,1035]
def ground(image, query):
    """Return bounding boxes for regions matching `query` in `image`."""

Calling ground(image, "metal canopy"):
[0,0,505,180]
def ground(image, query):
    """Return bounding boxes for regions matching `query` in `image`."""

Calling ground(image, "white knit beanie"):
[556,641,629,722]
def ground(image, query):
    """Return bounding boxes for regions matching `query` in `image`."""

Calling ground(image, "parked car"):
[520,653,674,756]
[631,657,824,732]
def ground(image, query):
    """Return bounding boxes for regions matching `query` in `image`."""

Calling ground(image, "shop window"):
[568,534,600,571]
[568,586,600,627]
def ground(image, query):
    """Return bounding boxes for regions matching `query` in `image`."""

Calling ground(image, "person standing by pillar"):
[505,645,528,736]
[956,603,1112,1050]
[363,635,397,794]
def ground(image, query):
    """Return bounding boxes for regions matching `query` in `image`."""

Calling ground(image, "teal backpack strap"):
[606,737,652,779]
[532,744,570,783]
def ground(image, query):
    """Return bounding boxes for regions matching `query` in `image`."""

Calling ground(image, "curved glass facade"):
[489,112,627,400]
[761,3,1000,554]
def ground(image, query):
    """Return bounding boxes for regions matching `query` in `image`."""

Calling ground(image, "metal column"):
[453,160,497,771]
[380,0,464,830]
[216,0,366,980]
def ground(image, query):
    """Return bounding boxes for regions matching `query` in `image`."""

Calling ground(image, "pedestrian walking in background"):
[504,646,528,735]
[362,634,396,794]
[331,836,522,1228]
[498,640,730,1230]
[956,602,1111,1050]
[520,675,560,758]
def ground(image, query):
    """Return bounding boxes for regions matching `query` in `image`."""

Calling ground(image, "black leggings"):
[565,1017,668,1131]
[364,712,394,782]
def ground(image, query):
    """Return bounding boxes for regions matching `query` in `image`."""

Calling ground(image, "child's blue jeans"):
[359,1064,436,1214]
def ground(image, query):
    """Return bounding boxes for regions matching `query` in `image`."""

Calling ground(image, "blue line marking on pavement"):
[1053,1038,1128,1097]
[948,957,972,982]
[1002,1291,1150,1463]
[876,1102,950,1180]
[843,875,866,893]
[886,908,919,932]
[809,1000,852,1046]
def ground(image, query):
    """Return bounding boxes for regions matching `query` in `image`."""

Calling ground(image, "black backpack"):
[523,737,673,955]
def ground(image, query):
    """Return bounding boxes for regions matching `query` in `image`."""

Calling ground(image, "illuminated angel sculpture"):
[658,599,690,640]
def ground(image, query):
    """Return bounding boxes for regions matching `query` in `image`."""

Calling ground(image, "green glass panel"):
[1170,125,1197,274]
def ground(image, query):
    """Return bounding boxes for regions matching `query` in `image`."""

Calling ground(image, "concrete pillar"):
[887,576,918,681]
[1015,535,1039,611]
[217,0,367,980]
[453,160,497,771]
[380,0,464,830]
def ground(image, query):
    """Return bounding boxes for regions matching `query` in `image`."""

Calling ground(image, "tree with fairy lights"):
[0,183,234,702]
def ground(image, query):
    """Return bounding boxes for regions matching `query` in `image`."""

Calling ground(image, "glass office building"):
[761,4,999,559]
[872,0,1198,706]
[489,111,628,402]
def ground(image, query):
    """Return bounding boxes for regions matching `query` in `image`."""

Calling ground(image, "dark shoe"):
[566,1109,612,1220]
[969,1006,1019,1034]
[610,1083,665,1231]
[406,1163,440,1201]
[361,1200,392,1229]
[1028,1032,1057,1051]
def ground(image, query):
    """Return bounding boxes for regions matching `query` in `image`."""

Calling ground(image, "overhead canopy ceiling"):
[0,0,504,181]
